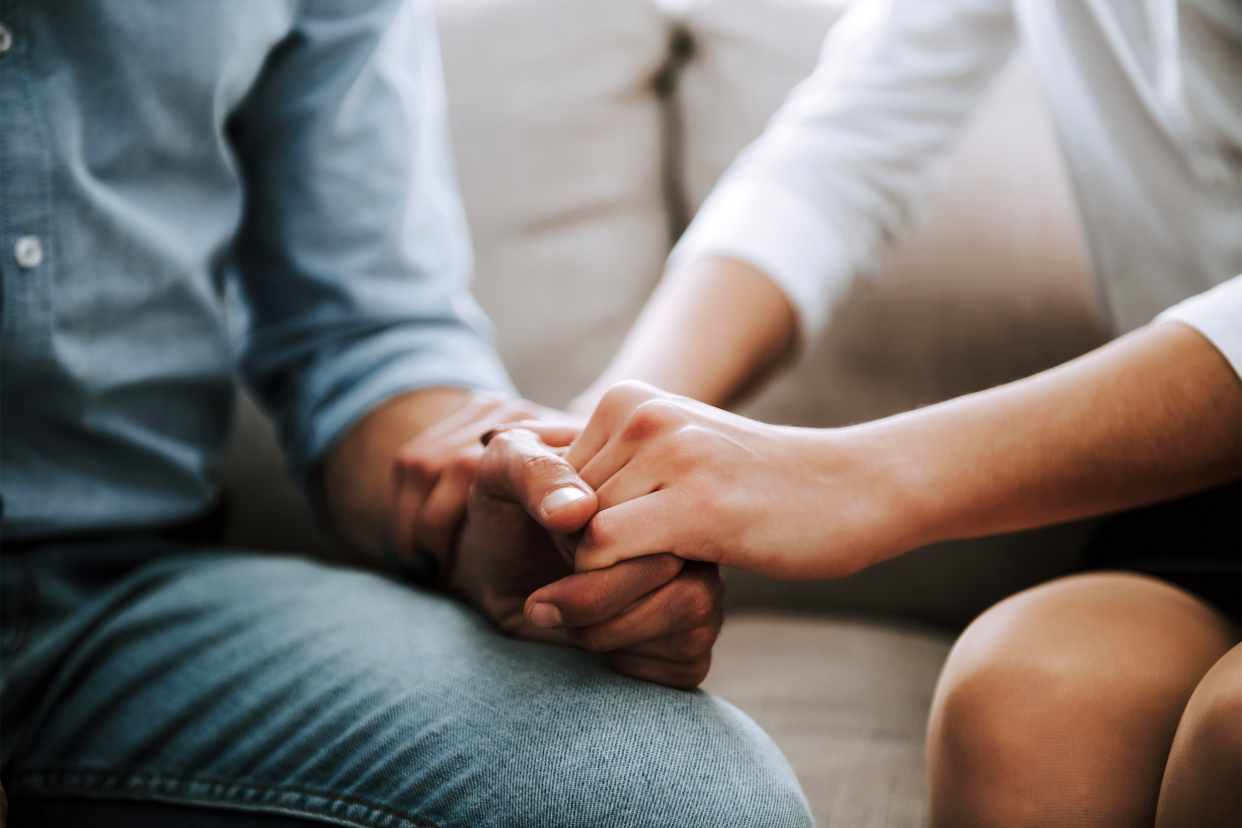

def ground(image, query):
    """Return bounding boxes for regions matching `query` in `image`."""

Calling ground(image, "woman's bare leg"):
[926,572,1238,828]
[1154,643,1242,828]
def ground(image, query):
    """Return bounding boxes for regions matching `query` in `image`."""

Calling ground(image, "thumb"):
[475,427,598,535]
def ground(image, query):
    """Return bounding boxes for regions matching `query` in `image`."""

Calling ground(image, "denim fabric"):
[0,0,513,540]
[1,543,815,828]
[11,798,326,827]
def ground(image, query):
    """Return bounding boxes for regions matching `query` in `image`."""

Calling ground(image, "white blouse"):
[670,0,1242,373]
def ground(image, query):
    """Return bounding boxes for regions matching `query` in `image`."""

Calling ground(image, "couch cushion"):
[703,613,954,827]
[432,0,673,409]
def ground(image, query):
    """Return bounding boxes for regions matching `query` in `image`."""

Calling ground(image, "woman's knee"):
[927,572,1236,827]
[1156,644,1242,828]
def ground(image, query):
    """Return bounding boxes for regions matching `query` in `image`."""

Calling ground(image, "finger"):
[564,381,667,471]
[589,446,667,513]
[565,562,723,653]
[606,651,711,690]
[523,553,683,629]
[573,489,688,572]
[575,396,694,493]
[482,420,582,449]
[390,451,440,559]
[412,448,480,561]
[476,427,598,534]
[406,394,511,450]
[601,624,719,666]
[409,395,545,458]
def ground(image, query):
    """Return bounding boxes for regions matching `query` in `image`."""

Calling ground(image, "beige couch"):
[220,0,1112,822]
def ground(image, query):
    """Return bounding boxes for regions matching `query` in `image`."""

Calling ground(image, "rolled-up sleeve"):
[669,0,1018,343]
[1157,274,1242,379]
[227,0,513,488]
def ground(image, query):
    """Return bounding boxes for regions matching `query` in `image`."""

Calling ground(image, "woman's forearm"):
[566,319,1238,581]
[568,256,797,415]
[857,321,1242,561]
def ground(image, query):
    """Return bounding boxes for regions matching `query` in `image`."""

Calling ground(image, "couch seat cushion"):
[702,612,955,827]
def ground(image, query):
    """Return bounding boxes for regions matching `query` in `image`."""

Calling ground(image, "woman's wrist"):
[796,420,945,575]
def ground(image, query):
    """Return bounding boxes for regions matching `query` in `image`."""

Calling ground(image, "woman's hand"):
[556,323,1242,586]
[454,426,726,689]
[553,381,905,580]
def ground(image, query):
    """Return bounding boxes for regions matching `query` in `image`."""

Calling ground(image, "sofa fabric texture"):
[435,0,673,410]
[703,614,955,828]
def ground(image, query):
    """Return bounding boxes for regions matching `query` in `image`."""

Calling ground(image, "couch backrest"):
[436,0,674,409]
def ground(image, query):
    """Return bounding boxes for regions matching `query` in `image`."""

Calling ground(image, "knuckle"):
[571,626,611,653]
[580,511,615,550]
[500,401,542,423]
[672,626,716,662]
[662,425,714,466]
[678,581,717,626]
[485,428,523,453]
[561,575,614,624]
[447,451,481,482]
[683,659,711,688]
[396,450,437,481]
[621,400,684,443]
[518,450,570,487]
[642,552,683,584]
[599,379,658,410]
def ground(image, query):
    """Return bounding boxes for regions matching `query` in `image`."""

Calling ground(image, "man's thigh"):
[3,548,811,828]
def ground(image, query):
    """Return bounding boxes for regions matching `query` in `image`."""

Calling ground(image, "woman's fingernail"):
[529,602,564,628]
[543,486,588,513]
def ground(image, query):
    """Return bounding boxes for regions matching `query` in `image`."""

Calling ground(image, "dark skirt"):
[1082,481,1241,623]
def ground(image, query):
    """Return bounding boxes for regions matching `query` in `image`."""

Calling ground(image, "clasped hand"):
[388,394,722,689]
[515,381,891,582]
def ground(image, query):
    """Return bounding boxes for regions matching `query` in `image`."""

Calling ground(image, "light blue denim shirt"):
[0,0,514,539]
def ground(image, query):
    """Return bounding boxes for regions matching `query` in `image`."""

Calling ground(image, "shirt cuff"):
[667,178,859,345]
[1155,275,1242,380]
[284,323,516,490]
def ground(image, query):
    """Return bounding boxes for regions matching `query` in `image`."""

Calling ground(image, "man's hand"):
[453,427,723,689]
[325,388,724,689]
[387,393,562,573]
[325,388,561,562]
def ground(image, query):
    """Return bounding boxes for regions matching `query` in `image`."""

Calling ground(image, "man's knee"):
[635,694,814,828]
[464,686,813,828]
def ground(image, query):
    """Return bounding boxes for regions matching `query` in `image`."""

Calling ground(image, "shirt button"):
[15,235,43,268]
[0,24,12,54]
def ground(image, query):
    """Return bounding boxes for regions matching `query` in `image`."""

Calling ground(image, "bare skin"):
[320,386,722,689]
[569,255,796,415]
[543,322,1239,580]
[516,253,1240,821]
[928,573,1239,828]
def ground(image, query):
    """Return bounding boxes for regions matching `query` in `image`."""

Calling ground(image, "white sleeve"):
[669,0,1018,343]
[1156,275,1242,379]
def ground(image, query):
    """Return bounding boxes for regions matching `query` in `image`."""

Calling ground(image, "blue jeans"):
[1,541,813,827]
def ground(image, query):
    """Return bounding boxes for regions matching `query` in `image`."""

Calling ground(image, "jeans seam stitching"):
[11,767,444,828]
